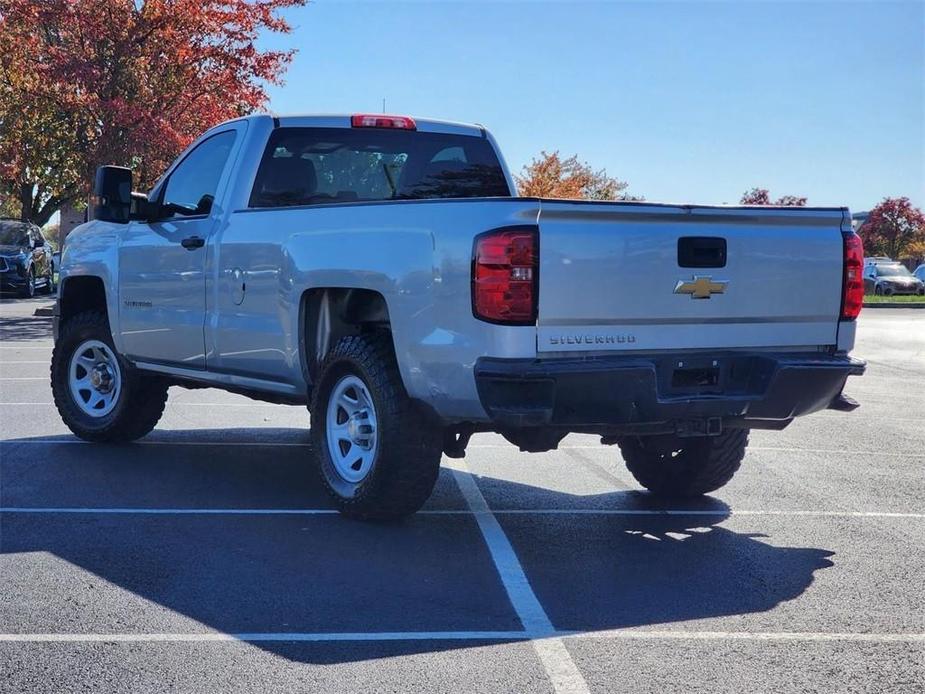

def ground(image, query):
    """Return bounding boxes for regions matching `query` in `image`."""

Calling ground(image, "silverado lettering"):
[549,334,636,345]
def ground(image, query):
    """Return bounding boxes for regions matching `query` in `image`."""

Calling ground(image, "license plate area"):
[672,366,719,389]
[662,356,725,396]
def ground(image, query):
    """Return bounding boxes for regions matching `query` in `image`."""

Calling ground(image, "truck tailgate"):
[536,202,846,353]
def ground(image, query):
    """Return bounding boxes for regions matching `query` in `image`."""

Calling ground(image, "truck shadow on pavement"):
[0,430,835,664]
[0,315,53,342]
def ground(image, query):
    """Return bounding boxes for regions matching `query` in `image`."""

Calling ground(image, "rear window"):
[248,127,510,208]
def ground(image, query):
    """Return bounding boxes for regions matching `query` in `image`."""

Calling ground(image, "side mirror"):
[93,166,133,223]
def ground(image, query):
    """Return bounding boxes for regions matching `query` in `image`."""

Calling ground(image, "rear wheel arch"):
[300,287,394,384]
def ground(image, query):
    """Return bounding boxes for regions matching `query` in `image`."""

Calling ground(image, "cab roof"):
[248,113,486,138]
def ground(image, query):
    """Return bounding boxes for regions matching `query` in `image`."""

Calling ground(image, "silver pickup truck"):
[52,113,866,519]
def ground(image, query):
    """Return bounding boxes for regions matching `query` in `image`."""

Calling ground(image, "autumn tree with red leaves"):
[740,188,807,206]
[0,0,306,225]
[517,151,638,201]
[857,197,925,260]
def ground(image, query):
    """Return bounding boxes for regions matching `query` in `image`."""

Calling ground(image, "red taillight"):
[472,227,538,324]
[350,114,416,130]
[841,232,864,320]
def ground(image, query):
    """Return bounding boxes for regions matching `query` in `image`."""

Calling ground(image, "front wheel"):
[310,333,442,520]
[51,311,169,442]
[618,430,749,497]
[18,268,35,298]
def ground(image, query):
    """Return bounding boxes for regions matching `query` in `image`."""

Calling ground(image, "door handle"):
[181,236,205,250]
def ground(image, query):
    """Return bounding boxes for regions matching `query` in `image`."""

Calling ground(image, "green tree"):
[740,188,807,206]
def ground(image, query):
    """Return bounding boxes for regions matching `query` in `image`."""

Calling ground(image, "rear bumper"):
[474,352,866,433]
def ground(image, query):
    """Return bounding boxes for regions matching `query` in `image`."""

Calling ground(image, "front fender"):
[58,220,122,350]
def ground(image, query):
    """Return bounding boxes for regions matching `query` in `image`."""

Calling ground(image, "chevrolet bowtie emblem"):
[674,275,728,299]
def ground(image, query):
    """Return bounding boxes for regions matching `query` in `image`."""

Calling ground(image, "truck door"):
[118,127,241,368]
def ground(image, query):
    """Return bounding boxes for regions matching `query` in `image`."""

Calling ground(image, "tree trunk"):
[14,179,73,227]
[18,182,33,223]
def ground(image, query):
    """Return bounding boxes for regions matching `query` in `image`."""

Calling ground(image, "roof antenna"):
[382,98,386,113]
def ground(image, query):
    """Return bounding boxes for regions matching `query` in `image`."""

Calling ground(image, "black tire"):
[51,310,169,442]
[310,333,442,520]
[19,268,35,298]
[618,430,749,497]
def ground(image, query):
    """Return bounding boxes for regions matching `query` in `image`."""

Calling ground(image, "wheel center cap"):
[90,364,114,393]
[346,412,373,448]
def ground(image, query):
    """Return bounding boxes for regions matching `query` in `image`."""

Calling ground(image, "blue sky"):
[262,0,924,212]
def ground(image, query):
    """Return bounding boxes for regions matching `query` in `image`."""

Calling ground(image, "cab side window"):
[161,131,237,218]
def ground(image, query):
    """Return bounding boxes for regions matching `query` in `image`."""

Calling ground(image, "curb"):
[862,302,925,309]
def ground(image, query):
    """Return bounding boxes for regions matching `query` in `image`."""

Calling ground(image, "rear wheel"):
[618,430,748,497]
[310,333,442,520]
[51,311,168,442]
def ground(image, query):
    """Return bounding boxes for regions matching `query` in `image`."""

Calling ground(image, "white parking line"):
[0,402,297,408]
[2,436,925,459]
[494,509,925,518]
[568,629,925,643]
[0,631,528,643]
[0,630,919,644]
[0,439,310,447]
[450,461,590,694]
[467,444,925,459]
[748,445,925,457]
[1,507,923,519]
[0,507,342,515]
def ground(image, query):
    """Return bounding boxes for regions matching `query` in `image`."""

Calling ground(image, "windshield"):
[0,221,30,247]
[876,264,913,278]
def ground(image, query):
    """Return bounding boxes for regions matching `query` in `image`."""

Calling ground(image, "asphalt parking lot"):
[0,297,922,693]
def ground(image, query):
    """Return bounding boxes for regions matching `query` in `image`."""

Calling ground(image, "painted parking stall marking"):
[451,460,591,694]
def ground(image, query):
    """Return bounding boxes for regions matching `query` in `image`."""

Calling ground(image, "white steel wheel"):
[325,374,379,483]
[68,339,122,417]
